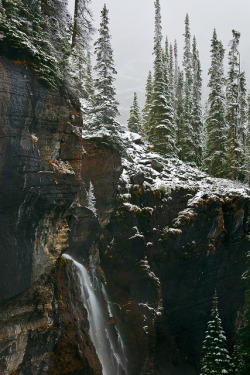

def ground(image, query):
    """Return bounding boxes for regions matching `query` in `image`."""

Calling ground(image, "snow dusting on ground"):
[82,127,250,201]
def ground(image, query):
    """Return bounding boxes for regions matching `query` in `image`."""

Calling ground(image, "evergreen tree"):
[148,0,176,156]
[173,39,184,152]
[154,0,162,50]
[230,342,245,375]
[173,39,179,101]
[127,92,141,133]
[191,36,203,166]
[84,51,95,99]
[176,69,185,158]
[200,291,231,375]
[92,4,119,130]
[226,29,241,180]
[71,0,94,85]
[244,93,250,185]
[0,0,4,20]
[237,71,248,180]
[238,247,250,375]
[169,43,175,109]
[1,0,61,87]
[41,0,71,75]
[180,14,195,163]
[203,29,227,177]
[142,70,153,136]
[81,51,95,127]
[1,0,35,47]
[165,36,169,64]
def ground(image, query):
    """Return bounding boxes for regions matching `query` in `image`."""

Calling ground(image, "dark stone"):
[131,172,145,185]
[151,159,164,172]
[100,187,249,375]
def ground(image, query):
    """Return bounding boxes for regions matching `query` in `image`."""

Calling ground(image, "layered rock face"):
[0,57,102,374]
[0,56,249,375]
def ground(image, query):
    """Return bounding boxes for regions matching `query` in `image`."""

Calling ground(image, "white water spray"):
[63,253,127,375]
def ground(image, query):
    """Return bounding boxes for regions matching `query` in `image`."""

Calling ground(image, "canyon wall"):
[0,57,249,375]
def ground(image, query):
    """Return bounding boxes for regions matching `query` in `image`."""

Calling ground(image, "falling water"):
[62,253,128,375]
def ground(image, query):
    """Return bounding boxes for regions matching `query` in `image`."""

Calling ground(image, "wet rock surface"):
[100,185,249,374]
[0,56,249,375]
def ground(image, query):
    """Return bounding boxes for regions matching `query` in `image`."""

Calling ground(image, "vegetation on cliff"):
[0,0,93,91]
[200,292,231,375]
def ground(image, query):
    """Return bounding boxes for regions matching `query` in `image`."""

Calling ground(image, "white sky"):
[68,0,250,124]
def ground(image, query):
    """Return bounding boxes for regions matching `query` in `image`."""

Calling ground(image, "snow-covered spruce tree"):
[0,0,4,19]
[175,69,184,158]
[174,39,179,96]
[238,248,250,375]
[81,51,95,127]
[230,342,245,375]
[142,70,153,136]
[203,29,227,177]
[174,39,179,100]
[169,43,175,110]
[244,93,250,185]
[70,0,94,87]
[225,29,241,180]
[84,51,95,99]
[200,291,231,375]
[191,36,203,166]
[148,0,176,156]
[1,0,33,47]
[1,0,61,87]
[40,0,71,83]
[173,40,184,145]
[92,4,119,131]
[237,71,248,181]
[180,14,195,163]
[127,92,142,133]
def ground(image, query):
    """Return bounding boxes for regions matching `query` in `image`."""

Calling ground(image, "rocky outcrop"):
[0,56,102,374]
[100,186,249,375]
[0,56,82,303]
[0,56,249,375]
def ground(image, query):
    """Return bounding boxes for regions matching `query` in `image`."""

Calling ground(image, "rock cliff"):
[0,56,249,375]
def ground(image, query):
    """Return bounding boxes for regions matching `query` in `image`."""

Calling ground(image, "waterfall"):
[62,253,128,375]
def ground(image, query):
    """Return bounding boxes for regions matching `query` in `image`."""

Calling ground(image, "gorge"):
[0,56,249,375]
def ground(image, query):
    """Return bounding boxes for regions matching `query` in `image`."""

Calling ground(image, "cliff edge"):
[0,57,249,375]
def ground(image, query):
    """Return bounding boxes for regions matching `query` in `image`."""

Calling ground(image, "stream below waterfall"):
[62,253,128,375]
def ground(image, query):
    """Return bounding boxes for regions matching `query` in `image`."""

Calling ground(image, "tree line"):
[0,0,94,93]
[0,0,119,132]
[128,0,250,184]
[1,1,248,184]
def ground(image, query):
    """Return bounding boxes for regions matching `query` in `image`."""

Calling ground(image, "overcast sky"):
[68,0,250,124]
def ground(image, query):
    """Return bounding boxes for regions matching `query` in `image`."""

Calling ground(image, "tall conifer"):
[226,30,241,180]
[238,249,250,374]
[244,94,250,184]
[176,69,185,158]
[84,51,95,98]
[81,51,95,127]
[92,4,119,130]
[127,93,141,133]
[71,0,94,84]
[200,291,231,375]
[142,70,153,136]
[204,29,227,177]
[191,36,203,166]
[181,14,195,163]
[169,43,175,109]
[237,71,248,180]
[148,0,176,156]
[174,39,179,99]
